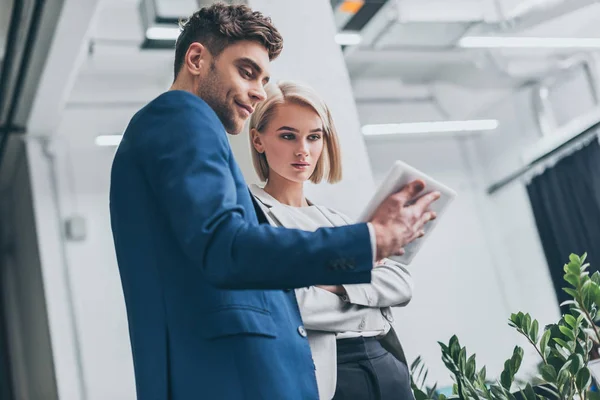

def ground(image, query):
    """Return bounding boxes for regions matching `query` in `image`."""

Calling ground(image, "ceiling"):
[341,0,600,88]
[20,0,600,142]
[79,0,600,98]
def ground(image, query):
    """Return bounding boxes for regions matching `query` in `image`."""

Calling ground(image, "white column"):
[230,0,374,218]
[24,0,102,399]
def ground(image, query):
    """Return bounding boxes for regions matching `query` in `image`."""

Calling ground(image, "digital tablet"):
[358,160,457,265]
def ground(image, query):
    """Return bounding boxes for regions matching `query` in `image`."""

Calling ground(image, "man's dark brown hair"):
[173,3,283,79]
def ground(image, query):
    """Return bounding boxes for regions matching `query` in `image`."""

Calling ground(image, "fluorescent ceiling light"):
[459,36,600,49]
[362,120,499,136]
[335,32,362,46]
[95,134,123,147]
[146,26,180,41]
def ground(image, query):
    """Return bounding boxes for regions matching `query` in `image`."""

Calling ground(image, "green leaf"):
[557,367,570,388]
[510,312,522,325]
[552,344,570,361]
[588,392,600,400]
[564,314,577,328]
[523,314,532,332]
[581,273,590,282]
[458,347,466,371]
[410,355,422,371]
[536,385,560,399]
[570,254,581,264]
[581,253,588,264]
[560,300,578,307]
[568,353,583,374]
[490,385,506,399]
[553,337,570,349]
[510,346,523,374]
[558,359,573,378]
[449,336,460,358]
[540,364,557,382]
[594,287,600,308]
[523,383,537,400]
[413,392,429,400]
[501,361,512,390]
[576,367,592,392]
[575,340,587,359]
[540,329,551,358]
[466,354,476,379]
[564,273,580,288]
[563,287,578,298]
[529,319,539,342]
[567,264,581,278]
[558,325,575,340]
[591,271,600,286]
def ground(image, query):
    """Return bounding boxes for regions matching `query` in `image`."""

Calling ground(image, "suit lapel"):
[249,184,347,229]
[315,205,347,226]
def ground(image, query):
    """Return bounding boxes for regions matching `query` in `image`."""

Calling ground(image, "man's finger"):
[394,179,426,205]
[412,191,440,214]
[393,248,406,256]
[414,211,436,232]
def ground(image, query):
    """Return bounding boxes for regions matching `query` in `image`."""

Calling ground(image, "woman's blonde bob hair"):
[248,81,342,184]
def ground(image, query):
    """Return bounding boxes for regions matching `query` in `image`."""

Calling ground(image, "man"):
[109,3,439,400]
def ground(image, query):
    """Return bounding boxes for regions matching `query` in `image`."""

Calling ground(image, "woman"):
[248,81,416,400]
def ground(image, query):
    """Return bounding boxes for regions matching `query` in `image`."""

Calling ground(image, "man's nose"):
[249,84,267,102]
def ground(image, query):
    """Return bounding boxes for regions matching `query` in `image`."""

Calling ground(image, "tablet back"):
[358,160,457,265]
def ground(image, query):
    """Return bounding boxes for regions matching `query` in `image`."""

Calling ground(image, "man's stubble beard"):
[196,62,240,134]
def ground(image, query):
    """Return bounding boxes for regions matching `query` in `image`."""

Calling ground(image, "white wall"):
[357,76,590,387]
[366,133,522,386]
[28,107,140,400]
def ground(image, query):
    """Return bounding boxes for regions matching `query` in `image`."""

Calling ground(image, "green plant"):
[412,253,600,400]
[411,356,446,400]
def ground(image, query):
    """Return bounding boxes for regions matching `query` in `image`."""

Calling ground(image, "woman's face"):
[252,102,325,184]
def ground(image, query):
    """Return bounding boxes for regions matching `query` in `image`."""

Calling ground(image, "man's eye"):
[241,69,252,78]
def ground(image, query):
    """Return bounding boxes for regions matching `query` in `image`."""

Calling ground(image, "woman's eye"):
[309,135,322,141]
[281,134,295,140]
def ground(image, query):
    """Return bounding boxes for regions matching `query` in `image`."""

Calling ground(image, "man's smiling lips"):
[236,101,253,117]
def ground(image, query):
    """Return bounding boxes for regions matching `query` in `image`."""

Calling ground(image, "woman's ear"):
[251,128,265,153]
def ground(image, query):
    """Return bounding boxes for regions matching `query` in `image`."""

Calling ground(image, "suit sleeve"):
[334,210,414,308]
[133,98,373,290]
[295,287,387,333]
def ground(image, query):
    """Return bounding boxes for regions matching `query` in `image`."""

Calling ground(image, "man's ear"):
[184,42,209,76]
[251,128,265,153]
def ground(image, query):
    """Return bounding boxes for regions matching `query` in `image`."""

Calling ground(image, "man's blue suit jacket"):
[109,90,374,400]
